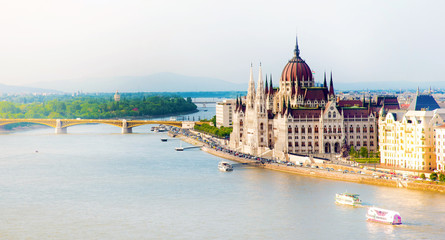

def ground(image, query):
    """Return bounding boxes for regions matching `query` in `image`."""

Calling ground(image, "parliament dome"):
[280,38,314,87]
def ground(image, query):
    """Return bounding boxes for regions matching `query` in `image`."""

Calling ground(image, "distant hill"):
[0,83,61,94]
[28,72,248,93]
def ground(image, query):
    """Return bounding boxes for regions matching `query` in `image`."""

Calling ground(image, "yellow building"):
[379,105,445,171]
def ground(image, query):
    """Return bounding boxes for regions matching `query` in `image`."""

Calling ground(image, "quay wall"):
[172,131,445,194]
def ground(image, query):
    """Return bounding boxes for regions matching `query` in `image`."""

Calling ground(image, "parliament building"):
[229,38,389,160]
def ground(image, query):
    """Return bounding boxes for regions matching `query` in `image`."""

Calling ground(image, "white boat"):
[175,143,184,151]
[366,207,402,225]
[218,161,233,172]
[335,192,362,206]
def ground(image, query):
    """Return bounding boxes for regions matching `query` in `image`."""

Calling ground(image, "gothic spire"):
[294,35,300,57]
[269,74,273,95]
[329,71,335,97]
[265,75,269,94]
[323,72,327,88]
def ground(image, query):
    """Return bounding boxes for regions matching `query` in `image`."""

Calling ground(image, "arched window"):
[288,126,292,133]
[356,125,360,133]
[260,123,264,131]
[308,126,312,133]
[333,126,337,133]
[324,126,327,133]
[240,120,243,127]
[328,112,331,118]
[338,127,341,133]
[363,126,367,133]
[295,126,298,133]
[328,126,332,133]
[370,126,374,133]
[349,125,353,133]
[333,112,336,118]
[315,126,319,133]
[301,126,305,134]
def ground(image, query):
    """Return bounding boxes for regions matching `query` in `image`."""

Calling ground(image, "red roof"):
[303,88,328,102]
[342,109,370,119]
[289,109,321,119]
[338,100,362,107]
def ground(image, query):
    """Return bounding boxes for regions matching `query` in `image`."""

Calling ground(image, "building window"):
[357,141,361,146]
[333,112,336,118]
[295,142,299,147]
[328,112,331,118]
[315,142,319,147]
[363,126,367,133]
[315,126,319,133]
[356,125,360,133]
[260,123,264,131]
[364,142,367,146]
[328,126,332,133]
[288,126,292,133]
[308,126,312,133]
[370,126,374,133]
[350,125,353,133]
[302,142,305,147]
[288,142,292,147]
[301,126,305,134]
[338,127,341,133]
[324,126,327,133]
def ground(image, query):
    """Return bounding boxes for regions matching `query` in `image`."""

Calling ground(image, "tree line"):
[0,94,197,119]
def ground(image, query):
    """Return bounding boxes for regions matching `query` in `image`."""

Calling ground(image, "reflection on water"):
[1,123,445,239]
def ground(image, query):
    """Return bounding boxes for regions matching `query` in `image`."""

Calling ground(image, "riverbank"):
[174,131,445,194]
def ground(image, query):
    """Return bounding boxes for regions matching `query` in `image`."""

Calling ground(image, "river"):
[1,106,445,239]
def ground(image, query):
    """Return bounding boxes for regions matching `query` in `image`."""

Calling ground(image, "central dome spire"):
[294,35,300,57]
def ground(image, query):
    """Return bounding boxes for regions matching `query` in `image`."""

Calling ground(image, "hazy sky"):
[1,0,444,87]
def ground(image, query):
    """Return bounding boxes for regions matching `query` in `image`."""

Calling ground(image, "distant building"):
[114,90,121,102]
[216,99,235,128]
[408,88,440,111]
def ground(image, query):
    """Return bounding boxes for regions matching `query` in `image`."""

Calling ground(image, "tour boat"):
[161,138,167,142]
[335,192,362,206]
[218,161,233,172]
[366,207,402,225]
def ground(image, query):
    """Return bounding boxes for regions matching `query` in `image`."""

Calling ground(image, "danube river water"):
[1,111,445,239]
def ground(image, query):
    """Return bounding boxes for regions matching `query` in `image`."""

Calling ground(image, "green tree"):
[349,146,356,158]
[439,173,445,182]
[359,147,368,158]
[430,172,438,181]
[420,173,426,180]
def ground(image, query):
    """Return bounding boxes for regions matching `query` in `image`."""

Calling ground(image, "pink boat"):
[366,207,402,225]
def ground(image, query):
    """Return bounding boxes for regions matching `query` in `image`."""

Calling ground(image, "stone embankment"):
[172,131,445,194]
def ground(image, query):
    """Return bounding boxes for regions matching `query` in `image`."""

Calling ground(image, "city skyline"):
[1,0,444,89]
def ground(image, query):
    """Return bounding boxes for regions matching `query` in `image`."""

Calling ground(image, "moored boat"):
[366,207,402,225]
[218,161,233,172]
[335,192,362,206]
[161,138,167,142]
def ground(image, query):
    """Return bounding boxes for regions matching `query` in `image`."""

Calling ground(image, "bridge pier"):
[55,127,67,134]
[122,127,133,134]
[55,119,67,134]
[121,119,132,134]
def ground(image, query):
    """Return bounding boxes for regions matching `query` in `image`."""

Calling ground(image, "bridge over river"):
[0,119,202,134]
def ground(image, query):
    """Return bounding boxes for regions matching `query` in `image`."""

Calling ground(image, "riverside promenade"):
[172,130,445,194]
